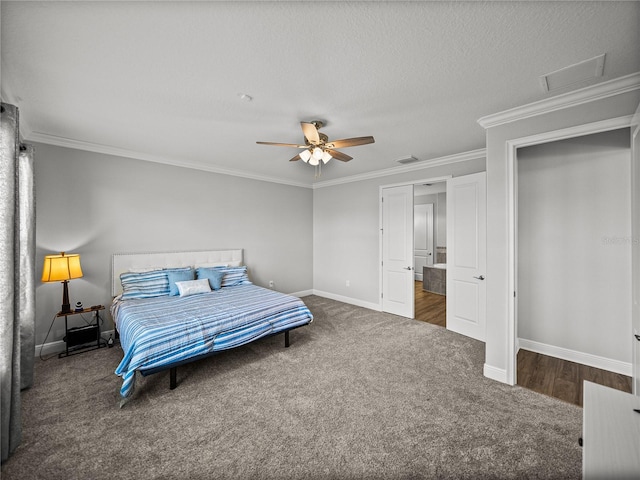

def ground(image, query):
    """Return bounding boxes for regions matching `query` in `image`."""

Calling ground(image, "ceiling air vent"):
[539,54,605,93]
[396,155,420,164]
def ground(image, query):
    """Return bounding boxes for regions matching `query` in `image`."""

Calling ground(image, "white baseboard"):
[312,290,382,312]
[36,339,66,357]
[35,329,116,357]
[290,289,314,298]
[484,363,510,384]
[518,338,632,376]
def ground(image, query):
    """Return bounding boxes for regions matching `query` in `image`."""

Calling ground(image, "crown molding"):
[312,148,486,189]
[27,128,485,190]
[478,71,640,129]
[25,131,314,189]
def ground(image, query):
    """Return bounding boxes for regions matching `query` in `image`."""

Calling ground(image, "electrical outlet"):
[268,280,274,288]
[346,280,350,287]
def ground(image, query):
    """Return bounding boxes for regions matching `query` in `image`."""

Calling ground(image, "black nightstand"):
[57,306,105,358]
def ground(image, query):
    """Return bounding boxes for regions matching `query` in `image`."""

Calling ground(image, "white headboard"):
[111,249,243,296]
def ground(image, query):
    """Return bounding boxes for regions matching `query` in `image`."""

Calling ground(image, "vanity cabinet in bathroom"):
[423,265,446,295]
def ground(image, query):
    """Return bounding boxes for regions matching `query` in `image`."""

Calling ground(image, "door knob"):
[474,275,485,280]
[404,266,413,270]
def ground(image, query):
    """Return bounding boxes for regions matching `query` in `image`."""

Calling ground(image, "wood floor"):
[414,280,446,327]
[413,281,632,406]
[516,349,632,406]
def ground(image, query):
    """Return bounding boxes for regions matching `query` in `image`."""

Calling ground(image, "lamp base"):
[61,280,71,314]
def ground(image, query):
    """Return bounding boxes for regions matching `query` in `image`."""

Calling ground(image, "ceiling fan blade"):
[325,136,375,149]
[289,154,301,162]
[256,141,306,148]
[300,122,320,145]
[326,149,352,162]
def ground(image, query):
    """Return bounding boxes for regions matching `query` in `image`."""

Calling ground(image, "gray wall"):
[313,158,485,308]
[517,128,631,363]
[414,194,437,206]
[34,143,313,346]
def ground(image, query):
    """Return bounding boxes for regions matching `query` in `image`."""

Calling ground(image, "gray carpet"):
[1,295,582,479]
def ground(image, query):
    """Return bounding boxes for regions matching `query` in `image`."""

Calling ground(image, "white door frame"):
[379,176,451,312]
[505,115,635,385]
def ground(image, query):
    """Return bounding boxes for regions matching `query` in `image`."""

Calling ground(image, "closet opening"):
[514,128,633,405]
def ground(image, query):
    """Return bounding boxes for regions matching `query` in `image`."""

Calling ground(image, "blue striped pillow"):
[218,266,251,287]
[120,269,170,299]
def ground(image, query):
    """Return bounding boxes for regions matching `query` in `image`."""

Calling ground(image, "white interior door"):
[382,185,414,318]
[446,172,487,341]
[414,203,434,281]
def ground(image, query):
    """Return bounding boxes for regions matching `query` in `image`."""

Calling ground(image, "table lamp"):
[42,252,83,314]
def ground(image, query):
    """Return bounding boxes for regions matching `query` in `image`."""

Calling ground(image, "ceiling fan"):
[256,121,375,174]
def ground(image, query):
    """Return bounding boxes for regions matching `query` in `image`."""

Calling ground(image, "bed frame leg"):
[170,367,177,389]
[285,330,290,348]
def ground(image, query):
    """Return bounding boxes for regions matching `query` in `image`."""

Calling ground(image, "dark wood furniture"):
[57,306,105,358]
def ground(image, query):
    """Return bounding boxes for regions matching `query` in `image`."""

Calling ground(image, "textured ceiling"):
[2,1,639,187]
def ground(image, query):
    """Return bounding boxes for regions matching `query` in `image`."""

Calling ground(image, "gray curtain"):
[1,103,36,463]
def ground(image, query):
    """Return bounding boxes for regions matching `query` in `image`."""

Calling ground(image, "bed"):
[111,249,313,402]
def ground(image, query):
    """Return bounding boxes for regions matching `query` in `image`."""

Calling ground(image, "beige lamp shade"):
[41,253,83,282]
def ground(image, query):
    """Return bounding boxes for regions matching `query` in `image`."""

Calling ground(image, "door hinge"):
[381,292,383,298]
[514,291,516,298]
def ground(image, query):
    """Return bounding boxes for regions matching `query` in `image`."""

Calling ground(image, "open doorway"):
[514,128,633,405]
[381,171,485,335]
[414,182,447,327]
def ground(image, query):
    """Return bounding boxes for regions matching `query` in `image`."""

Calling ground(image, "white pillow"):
[175,279,211,297]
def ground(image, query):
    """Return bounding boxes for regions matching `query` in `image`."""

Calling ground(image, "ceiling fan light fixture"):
[299,149,312,162]
[312,147,324,160]
[309,156,320,166]
[322,151,332,163]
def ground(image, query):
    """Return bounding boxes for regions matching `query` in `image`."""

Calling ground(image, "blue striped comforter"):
[113,284,313,398]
